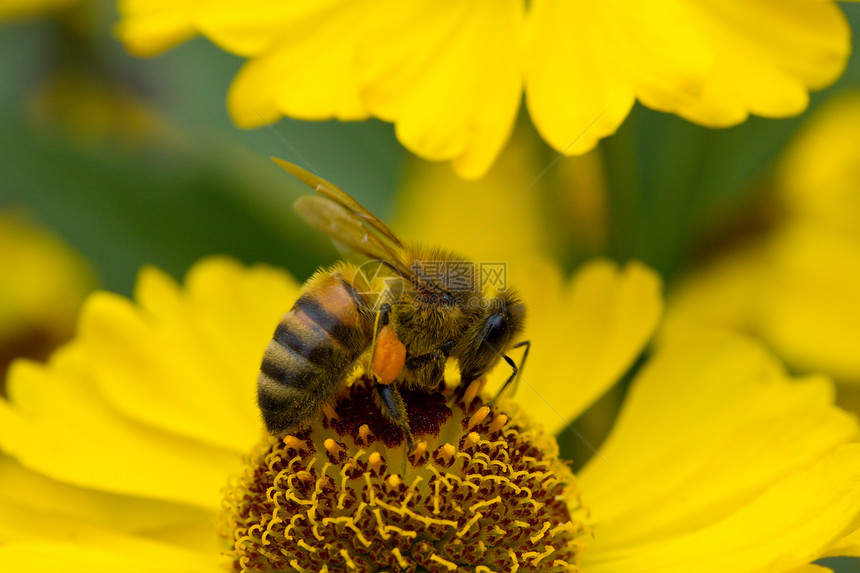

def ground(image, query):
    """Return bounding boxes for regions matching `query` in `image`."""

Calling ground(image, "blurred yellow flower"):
[392,133,609,267]
[664,92,860,384]
[0,0,76,20]
[116,1,854,178]
[27,70,175,152]
[0,214,94,381]
[0,255,858,571]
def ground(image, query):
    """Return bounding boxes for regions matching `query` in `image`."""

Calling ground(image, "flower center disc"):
[221,378,588,572]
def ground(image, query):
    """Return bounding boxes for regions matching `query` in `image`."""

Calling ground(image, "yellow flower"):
[392,133,609,265]
[0,214,95,381]
[663,92,860,385]
[26,70,173,152]
[1,255,859,571]
[0,0,76,20]
[115,1,854,178]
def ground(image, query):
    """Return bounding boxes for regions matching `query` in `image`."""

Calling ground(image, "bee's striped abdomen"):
[258,272,371,433]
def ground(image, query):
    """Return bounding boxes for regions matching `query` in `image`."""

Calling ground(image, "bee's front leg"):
[374,383,414,448]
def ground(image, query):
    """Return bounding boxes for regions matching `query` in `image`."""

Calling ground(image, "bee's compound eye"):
[481,312,509,352]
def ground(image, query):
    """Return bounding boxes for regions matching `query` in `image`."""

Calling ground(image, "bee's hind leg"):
[374,383,414,448]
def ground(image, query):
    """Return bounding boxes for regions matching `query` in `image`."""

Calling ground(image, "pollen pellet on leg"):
[371,324,406,385]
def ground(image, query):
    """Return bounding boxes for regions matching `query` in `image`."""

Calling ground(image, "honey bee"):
[258,158,528,444]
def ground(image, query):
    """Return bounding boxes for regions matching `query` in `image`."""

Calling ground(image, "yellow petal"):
[758,223,860,383]
[783,567,838,573]
[357,0,523,179]
[0,214,94,346]
[0,258,299,510]
[226,5,369,125]
[393,135,550,265]
[525,0,635,156]
[0,455,210,543]
[777,91,860,240]
[0,539,216,573]
[82,259,296,452]
[583,444,860,573]
[661,242,768,341]
[226,0,523,178]
[513,259,663,434]
[526,0,715,154]
[115,0,202,57]
[0,356,239,510]
[664,221,860,384]
[821,526,860,558]
[580,331,860,571]
[677,0,850,126]
[195,0,346,57]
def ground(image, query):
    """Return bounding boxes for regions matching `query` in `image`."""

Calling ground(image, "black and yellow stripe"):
[257,274,371,434]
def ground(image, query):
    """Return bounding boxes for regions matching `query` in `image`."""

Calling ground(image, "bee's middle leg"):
[401,340,456,388]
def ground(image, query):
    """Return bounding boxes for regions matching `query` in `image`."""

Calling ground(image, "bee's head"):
[456,290,526,383]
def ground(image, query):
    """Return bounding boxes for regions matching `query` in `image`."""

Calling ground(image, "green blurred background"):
[2,2,860,570]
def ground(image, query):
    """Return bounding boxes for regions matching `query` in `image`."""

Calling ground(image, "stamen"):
[432,442,456,467]
[221,379,588,572]
[429,554,458,570]
[391,547,408,568]
[385,474,402,489]
[323,438,347,464]
[408,440,429,466]
[462,431,481,452]
[367,451,385,477]
[467,405,491,430]
[356,423,374,446]
[462,378,482,407]
[281,435,307,453]
[487,413,508,434]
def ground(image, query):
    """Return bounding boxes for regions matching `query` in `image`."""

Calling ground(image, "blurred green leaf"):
[0,8,405,297]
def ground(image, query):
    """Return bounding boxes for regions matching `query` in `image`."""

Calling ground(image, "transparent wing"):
[293,195,408,269]
[276,157,415,277]
[274,157,406,246]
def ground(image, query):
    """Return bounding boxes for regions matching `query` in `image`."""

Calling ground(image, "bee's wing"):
[293,195,409,270]
[274,157,406,248]
[276,157,435,284]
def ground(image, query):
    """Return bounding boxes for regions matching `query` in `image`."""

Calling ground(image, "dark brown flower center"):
[221,378,588,572]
